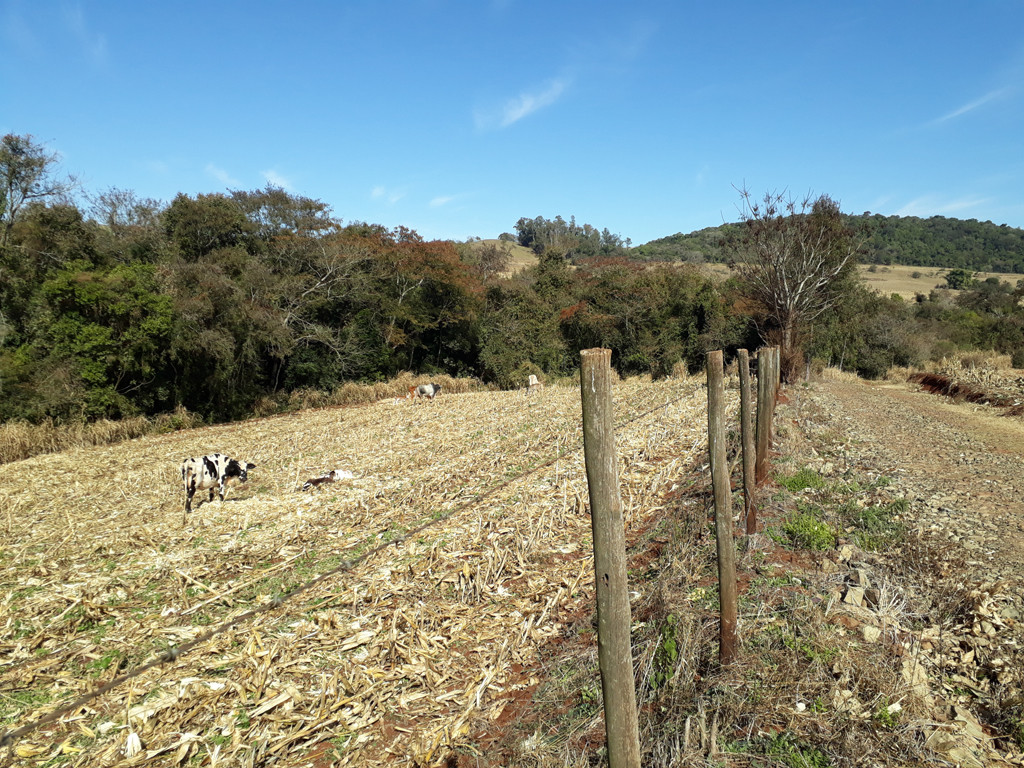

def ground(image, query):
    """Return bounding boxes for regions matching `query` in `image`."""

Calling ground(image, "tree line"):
[1,136,755,424]
[3,133,1021,427]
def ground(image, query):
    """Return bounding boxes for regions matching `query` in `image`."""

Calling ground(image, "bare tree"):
[0,134,76,249]
[89,186,164,231]
[731,188,858,381]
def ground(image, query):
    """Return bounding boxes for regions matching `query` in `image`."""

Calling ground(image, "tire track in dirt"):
[801,379,1024,590]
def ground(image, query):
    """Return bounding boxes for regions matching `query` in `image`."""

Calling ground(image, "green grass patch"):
[763,731,830,767]
[776,468,826,492]
[842,498,907,551]
[1,687,53,724]
[650,614,680,690]
[775,506,836,551]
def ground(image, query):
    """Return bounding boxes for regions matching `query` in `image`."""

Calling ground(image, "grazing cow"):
[302,468,355,491]
[181,454,256,517]
[408,383,442,400]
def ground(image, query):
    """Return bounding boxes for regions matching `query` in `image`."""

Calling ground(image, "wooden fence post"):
[773,345,781,398]
[738,349,756,535]
[755,347,771,485]
[579,348,641,768]
[707,350,738,666]
[771,346,781,443]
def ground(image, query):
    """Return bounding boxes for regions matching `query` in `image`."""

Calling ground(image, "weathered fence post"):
[771,346,781,443]
[772,345,781,400]
[755,347,771,485]
[738,349,756,535]
[579,348,641,768]
[707,350,738,665]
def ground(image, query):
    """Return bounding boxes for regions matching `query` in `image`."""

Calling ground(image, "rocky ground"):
[785,374,1024,766]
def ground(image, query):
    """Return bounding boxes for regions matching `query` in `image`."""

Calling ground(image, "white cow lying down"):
[302,468,355,491]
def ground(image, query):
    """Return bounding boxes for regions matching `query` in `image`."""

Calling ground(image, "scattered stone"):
[835,615,861,631]
[850,568,871,588]
[842,586,866,607]
[924,728,987,768]
[861,625,882,643]
[818,558,840,574]
[902,657,931,701]
[831,689,864,715]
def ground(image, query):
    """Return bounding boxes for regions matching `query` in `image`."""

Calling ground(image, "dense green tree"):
[0,261,173,421]
[943,268,976,290]
[479,281,567,388]
[230,185,339,242]
[806,284,919,378]
[162,192,257,262]
[563,259,744,377]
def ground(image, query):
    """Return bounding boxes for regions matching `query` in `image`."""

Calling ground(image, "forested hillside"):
[636,215,1024,272]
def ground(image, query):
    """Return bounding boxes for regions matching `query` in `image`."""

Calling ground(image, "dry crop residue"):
[0,377,718,766]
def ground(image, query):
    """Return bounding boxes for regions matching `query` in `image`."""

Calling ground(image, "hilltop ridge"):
[634,214,1024,273]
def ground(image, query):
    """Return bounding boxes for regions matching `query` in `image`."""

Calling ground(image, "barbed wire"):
[0,388,695,751]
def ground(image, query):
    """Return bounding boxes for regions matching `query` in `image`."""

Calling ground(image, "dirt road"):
[796,375,1024,595]
[795,378,1024,587]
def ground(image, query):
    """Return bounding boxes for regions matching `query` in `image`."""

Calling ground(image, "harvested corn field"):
[1,376,719,766]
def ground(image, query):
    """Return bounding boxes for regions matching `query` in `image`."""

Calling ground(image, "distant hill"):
[459,238,538,275]
[635,215,1024,273]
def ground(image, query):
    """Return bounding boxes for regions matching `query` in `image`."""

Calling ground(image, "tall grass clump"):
[0,407,203,465]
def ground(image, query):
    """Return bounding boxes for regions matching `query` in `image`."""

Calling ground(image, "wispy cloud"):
[430,195,455,208]
[933,87,1010,124]
[371,185,406,205]
[206,163,241,188]
[63,4,107,66]
[475,76,571,130]
[262,169,293,190]
[895,195,991,218]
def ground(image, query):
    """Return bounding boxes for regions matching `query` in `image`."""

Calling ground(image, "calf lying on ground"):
[408,383,442,400]
[181,453,256,518]
[302,468,355,491]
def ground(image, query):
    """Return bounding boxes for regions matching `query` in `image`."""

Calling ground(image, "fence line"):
[1,387,695,750]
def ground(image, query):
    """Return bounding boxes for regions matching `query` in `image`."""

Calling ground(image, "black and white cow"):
[407,383,442,400]
[181,454,256,516]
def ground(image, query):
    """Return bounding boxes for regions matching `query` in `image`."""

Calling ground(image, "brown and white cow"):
[407,383,442,400]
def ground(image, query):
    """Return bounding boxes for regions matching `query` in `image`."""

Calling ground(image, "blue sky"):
[3,1,1023,245]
